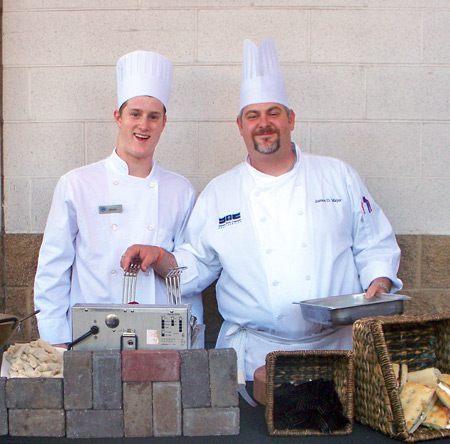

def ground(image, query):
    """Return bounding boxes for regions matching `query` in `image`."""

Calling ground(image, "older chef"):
[121,39,402,382]
[34,50,203,346]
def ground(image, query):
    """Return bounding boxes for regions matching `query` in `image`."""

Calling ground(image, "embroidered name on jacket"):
[218,213,242,229]
[314,198,342,203]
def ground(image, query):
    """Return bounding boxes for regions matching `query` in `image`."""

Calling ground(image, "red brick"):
[121,350,180,382]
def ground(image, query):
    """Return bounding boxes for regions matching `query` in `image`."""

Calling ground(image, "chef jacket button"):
[305,275,311,281]
[112,224,118,230]
[266,248,272,254]
[260,217,267,223]
[272,280,280,286]
[298,210,304,216]
[113,179,119,185]
[148,225,154,231]
[111,270,117,276]
[277,314,284,320]
[301,242,307,248]
[149,182,155,188]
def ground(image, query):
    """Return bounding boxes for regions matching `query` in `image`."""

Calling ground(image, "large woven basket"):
[265,350,354,436]
[353,313,450,442]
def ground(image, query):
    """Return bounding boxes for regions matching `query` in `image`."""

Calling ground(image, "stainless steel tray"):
[298,293,411,325]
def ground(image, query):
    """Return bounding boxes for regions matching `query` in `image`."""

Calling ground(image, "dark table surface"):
[2,383,450,444]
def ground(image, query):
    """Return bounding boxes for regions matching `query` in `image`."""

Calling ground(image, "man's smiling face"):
[114,95,167,164]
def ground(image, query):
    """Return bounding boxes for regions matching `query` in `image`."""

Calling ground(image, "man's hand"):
[120,244,178,277]
[365,277,392,299]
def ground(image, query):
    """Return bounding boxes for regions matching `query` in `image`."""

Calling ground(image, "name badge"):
[99,205,123,214]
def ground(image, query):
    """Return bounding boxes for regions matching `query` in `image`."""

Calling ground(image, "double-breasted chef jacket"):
[175,143,402,381]
[34,150,202,345]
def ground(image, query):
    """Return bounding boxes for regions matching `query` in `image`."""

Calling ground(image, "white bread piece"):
[400,381,437,433]
[407,368,441,388]
[437,374,450,409]
[400,363,408,392]
[423,403,450,430]
[392,363,400,380]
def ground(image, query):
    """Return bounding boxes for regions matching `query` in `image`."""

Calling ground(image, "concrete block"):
[170,65,240,121]
[367,67,450,120]
[122,350,180,382]
[197,122,246,177]
[364,177,450,234]
[0,378,7,435]
[85,122,117,165]
[183,407,240,436]
[310,122,421,177]
[2,11,84,66]
[8,409,65,437]
[29,66,115,121]
[6,378,63,409]
[180,349,210,408]
[3,178,30,233]
[256,0,365,4]
[422,124,450,178]
[311,9,421,63]
[209,348,238,408]
[83,10,196,65]
[93,351,122,410]
[123,382,152,437]
[3,123,84,178]
[153,382,181,437]
[424,10,450,63]
[198,10,308,63]
[30,178,59,232]
[2,67,29,121]
[284,65,366,120]
[64,351,93,410]
[66,410,123,438]
[155,121,198,176]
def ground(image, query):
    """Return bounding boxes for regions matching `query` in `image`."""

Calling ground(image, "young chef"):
[34,50,203,346]
[121,38,403,382]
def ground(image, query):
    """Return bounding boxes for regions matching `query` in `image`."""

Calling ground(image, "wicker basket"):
[265,350,354,436]
[353,313,450,442]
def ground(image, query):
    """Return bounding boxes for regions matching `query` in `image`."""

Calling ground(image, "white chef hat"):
[239,38,289,111]
[116,50,173,110]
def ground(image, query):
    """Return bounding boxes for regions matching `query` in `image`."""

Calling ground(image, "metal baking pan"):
[298,293,411,325]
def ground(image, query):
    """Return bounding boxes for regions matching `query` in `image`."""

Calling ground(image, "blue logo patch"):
[218,213,241,229]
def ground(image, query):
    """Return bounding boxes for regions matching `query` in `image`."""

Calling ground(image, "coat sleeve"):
[345,164,403,292]
[172,184,196,250]
[34,176,78,344]
[174,187,222,295]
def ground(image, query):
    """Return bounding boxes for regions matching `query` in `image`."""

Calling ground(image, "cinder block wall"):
[1,1,449,343]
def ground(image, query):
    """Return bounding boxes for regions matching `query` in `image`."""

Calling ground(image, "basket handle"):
[370,320,410,440]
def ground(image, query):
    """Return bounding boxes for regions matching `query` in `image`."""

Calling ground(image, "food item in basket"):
[393,362,408,391]
[422,403,450,430]
[408,367,441,387]
[436,374,450,408]
[400,363,408,391]
[4,339,63,378]
[273,379,349,432]
[400,381,437,433]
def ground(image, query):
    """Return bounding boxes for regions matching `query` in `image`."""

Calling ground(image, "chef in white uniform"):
[34,50,203,346]
[121,39,402,382]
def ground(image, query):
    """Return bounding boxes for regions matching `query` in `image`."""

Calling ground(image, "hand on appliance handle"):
[365,277,392,299]
[120,244,178,277]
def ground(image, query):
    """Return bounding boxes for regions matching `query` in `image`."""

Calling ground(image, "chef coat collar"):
[109,149,157,180]
[245,142,301,184]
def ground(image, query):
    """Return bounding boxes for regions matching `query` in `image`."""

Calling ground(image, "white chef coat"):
[174,143,402,380]
[34,150,203,344]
